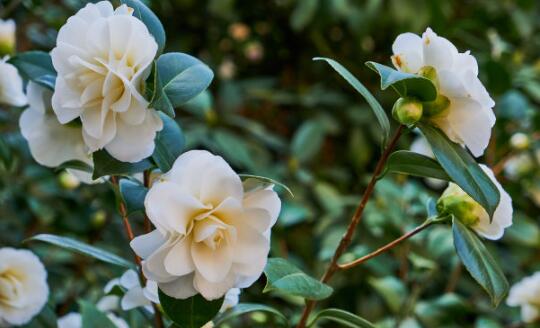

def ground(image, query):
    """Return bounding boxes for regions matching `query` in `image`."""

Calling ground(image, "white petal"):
[191,241,233,283]
[159,274,198,300]
[193,271,235,301]
[51,77,83,124]
[391,32,423,73]
[119,269,140,289]
[243,188,281,228]
[141,238,178,283]
[130,229,167,259]
[164,236,195,276]
[121,286,150,310]
[0,61,27,107]
[199,156,244,205]
[422,27,458,71]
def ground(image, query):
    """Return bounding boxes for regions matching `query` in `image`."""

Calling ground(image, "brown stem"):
[338,220,434,270]
[110,176,164,328]
[296,125,404,328]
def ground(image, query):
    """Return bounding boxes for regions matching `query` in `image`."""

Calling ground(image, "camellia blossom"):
[19,82,97,184]
[392,27,495,157]
[0,19,16,55]
[104,269,158,312]
[0,57,26,107]
[50,1,163,163]
[507,272,540,323]
[131,150,281,300]
[57,296,129,328]
[437,165,512,240]
[0,248,49,327]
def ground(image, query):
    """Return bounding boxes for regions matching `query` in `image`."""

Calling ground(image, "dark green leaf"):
[27,234,134,269]
[120,0,166,54]
[365,61,437,101]
[214,303,289,327]
[21,304,57,328]
[8,51,56,89]
[159,289,223,328]
[313,57,390,144]
[150,52,214,117]
[307,308,375,328]
[55,160,93,173]
[264,258,333,300]
[92,149,153,180]
[291,120,325,164]
[79,300,117,328]
[452,219,509,306]
[387,150,450,180]
[418,123,500,218]
[152,113,185,172]
[119,179,148,215]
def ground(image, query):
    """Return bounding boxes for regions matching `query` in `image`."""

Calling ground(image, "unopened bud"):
[0,19,16,56]
[437,184,485,226]
[59,171,80,190]
[392,97,423,125]
[510,133,529,150]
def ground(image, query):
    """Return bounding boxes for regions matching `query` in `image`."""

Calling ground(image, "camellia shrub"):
[0,0,539,327]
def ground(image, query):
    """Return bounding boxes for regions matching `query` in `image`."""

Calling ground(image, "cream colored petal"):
[51,77,83,124]
[141,238,178,283]
[121,286,150,311]
[193,271,235,301]
[164,235,195,276]
[243,188,281,227]
[166,150,218,193]
[130,229,167,259]
[191,241,233,283]
[200,157,244,205]
[0,61,27,107]
[422,27,458,71]
[159,274,198,300]
[391,32,423,73]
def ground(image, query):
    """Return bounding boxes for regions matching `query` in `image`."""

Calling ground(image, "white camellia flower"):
[51,1,163,163]
[438,165,512,240]
[0,248,49,327]
[392,27,495,157]
[131,150,281,300]
[0,19,16,54]
[104,269,158,313]
[507,272,540,323]
[19,81,98,184]
[0,57,26,107]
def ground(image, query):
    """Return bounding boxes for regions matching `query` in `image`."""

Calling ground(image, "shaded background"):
[1,0,540,327]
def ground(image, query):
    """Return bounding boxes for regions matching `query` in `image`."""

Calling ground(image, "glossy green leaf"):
[159,289,223,328]
[387,150,450,180]
[28,234,134,269]
[8,51,56,89]
[418,123,500,218]
[150,52,214,117]
[366,61,437,101]
[264,258,333,300]
[239,174,294,197]
[119,179,148,215]
[79,300,116,328]
[307,308,375,328]
[152,113,185,172]
[120,0,166,54]
[55,160,93,173]
[452,219,509,306]
[291,120,325,163]
[368,276,407,313]
[214,303,289,327]
[314,57,390,144]
[92,150,153,180]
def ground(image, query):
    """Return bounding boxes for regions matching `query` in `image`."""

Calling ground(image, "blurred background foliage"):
[1,0,540,327]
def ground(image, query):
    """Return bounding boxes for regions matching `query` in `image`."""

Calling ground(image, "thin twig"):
[296,125,404,328]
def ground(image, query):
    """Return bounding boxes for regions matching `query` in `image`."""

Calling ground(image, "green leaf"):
[365,61,437,101]
[386,150,450,180]
[291,120,325,164]
[263,258,333,300]
[152,113,185,172]
[452,219,509,306]
[150,52,214,117]
[120,0,166,54]
[214,303,289,327]
[27,234,134,269]
[8,51,56,89]
[21,304,57,328]
[92,150,153,180]
[368,276,407,313]
[307,308,375,328]
[239,174,294,197]
[418,123,500,218]
[119,179,148,215]
[79,300,117,328]
[313,57,390,144]
[158,289,223,328]
[55,160,93,173]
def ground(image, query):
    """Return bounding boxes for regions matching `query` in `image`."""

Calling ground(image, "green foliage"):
[366,62,437,102]
[215,303,289,326]
[308,308,376,328]
[92,150,153,179]
[152,113,185,172]
[150,53,214,117]
[386,150,450,180]
[452,219,509,306]
[119,179,147,215]
[8,51,56,89]
[159,289,223,328]
[120,0,166,55]
[418,123,500,218]
[79,300,117,328]
[264,258,333,300]
[28,234,135,269]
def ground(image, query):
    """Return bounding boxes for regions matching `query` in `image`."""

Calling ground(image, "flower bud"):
[436,184,485,226]
[510,132,529,150]
[392,97,423,125]
[0,19,15,56]
[59,171,81,190]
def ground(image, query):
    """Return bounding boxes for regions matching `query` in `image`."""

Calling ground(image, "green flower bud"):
[392,97,423,125]
[423,94,450,117]
[58,171,80,190]
[510,133,529,150]
[437,184,485,226]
